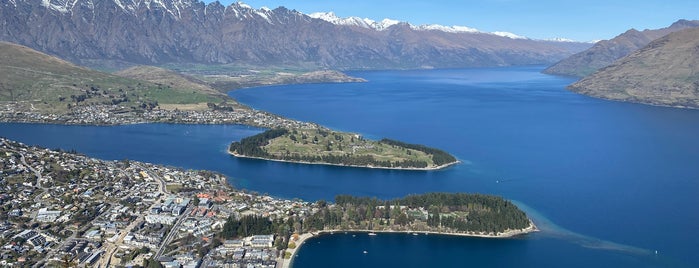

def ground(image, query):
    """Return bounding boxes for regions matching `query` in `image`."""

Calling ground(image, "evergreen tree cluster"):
[306,193,529,234]
[228,128,289,157]
[221,215,278,238]
[379,139,457,166]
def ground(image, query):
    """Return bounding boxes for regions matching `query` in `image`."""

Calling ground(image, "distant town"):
[0,103,320,130]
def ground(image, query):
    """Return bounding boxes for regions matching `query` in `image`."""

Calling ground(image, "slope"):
[544,19,699,77]
[568,27,699,108]
[0,42,225,113]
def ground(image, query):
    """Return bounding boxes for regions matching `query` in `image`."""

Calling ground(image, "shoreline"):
[228,150,460,171]
[283,220,537,268]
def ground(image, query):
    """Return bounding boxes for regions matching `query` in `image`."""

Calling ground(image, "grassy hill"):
[568,27,699,109]
[114,65,238,110]
[0,42,226,113]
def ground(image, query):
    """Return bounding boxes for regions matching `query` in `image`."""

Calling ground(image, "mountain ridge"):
[568,27,699,109]
[543,19,699,77]
[0,0,591,70]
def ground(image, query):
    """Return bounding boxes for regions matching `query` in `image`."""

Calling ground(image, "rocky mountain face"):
[543,19,699,77]
[568,27,699,109]
[1,0,589,70]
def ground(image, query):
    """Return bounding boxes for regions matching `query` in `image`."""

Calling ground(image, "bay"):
[1,66,698,267]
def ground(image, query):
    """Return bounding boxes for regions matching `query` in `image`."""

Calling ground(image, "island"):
[228,128,459,170]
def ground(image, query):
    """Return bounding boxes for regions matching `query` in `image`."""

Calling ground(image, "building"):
[35,208,62,222]
[249,235,274,248]
[146,214,177,225]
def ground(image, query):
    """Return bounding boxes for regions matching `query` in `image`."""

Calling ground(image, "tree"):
[143,257,164,268]
[60,255,78,268]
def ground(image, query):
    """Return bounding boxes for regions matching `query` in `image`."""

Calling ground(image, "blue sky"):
[209,0,698,41]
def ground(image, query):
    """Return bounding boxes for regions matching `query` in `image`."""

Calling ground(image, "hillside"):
[568,27,699,108]
[544,19,699,77]
[0,0,589,70]
[0,42,225,113]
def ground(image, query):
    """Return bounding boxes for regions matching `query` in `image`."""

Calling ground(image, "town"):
[0,137,319,267]
[0,103,320,130]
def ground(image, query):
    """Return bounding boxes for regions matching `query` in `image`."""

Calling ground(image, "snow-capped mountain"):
[410,24,479,33]
[0,0,591,69]
[308,12,403,31]
[308,11,538,40]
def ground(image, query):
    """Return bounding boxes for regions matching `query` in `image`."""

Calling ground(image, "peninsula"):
[280,193,537,267]
[228,128,459,170]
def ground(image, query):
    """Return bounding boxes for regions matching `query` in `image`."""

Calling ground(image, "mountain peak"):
[668,19,699,29]
[308,12,399,31]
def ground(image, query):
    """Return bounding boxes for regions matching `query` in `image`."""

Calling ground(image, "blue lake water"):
[1,66,698,267]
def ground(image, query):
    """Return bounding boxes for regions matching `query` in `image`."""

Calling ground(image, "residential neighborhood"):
[0,137,318,267]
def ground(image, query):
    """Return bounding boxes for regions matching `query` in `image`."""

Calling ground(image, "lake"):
[1,66,697,267]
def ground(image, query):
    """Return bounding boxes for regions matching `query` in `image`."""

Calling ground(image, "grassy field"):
[261,128,439,168]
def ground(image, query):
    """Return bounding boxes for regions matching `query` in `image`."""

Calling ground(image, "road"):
[4,145,48,203]
[134,163,169,195]
[154,206,191,259]
[97,213,145,268]
[134,162,189,259]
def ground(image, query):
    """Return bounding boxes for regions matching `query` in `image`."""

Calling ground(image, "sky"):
[209,0,698,42]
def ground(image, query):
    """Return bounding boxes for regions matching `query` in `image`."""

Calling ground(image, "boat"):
[363,250,368,254]
[368,232,377,236]
[413,233,419,236]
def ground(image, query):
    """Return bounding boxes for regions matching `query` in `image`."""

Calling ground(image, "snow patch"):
[491,31,528,39]
[236,1,252,9]
[41,0,70,13]
[255,9,272,24]
[411,24,479,33]
[375,18,400,30]
[113,0,125,10]
[308,12,401,31]
[545,37,577,42]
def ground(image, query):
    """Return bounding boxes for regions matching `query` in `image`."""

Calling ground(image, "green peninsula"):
[228,128,458,170]
[309,192,536,236]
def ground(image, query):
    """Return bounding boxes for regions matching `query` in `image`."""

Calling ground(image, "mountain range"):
[543,19,699,77]
[568,27,699,109]
[0,0,590,70]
